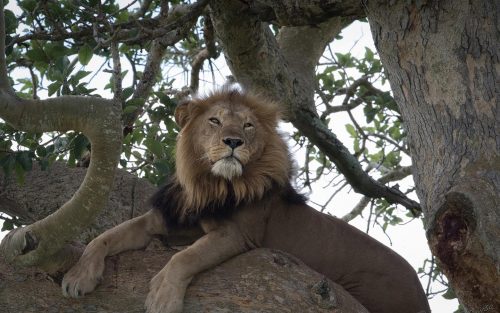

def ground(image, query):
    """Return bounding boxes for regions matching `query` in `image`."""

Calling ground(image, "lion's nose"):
[223,137,244,149]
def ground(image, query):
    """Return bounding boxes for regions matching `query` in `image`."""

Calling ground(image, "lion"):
[62,89,430,313]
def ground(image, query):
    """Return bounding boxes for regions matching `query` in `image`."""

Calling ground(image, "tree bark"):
[0,163,156,244]
[365,0,499,311]
[0,247,368,313]
[1,164,369,311]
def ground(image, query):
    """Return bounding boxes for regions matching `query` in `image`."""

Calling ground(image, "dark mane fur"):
[150,176,306,228]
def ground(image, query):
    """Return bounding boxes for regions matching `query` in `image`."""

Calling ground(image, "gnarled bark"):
[365,0,499,310]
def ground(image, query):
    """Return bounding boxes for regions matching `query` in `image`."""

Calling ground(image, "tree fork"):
[209,0,421,214]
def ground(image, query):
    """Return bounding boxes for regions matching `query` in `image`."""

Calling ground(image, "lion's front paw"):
[145,270,188,313]
[62,253,105,298]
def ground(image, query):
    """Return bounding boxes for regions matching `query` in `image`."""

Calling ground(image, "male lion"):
[62,89,430,313]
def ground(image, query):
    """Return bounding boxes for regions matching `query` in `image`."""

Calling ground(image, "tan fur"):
[62,89,430,313]
[172,89,290,215]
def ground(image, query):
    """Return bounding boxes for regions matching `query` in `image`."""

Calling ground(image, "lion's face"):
[193,102,265,180]
[173,89,290,208]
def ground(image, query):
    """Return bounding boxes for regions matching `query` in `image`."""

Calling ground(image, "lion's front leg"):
[145,220,248,313]
[62,209,167,297]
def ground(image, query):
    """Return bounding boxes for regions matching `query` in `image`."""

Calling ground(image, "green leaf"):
[45,42,68,60]
[144,138,164,158]
[125,98,146,107]
[4,10,18,34]
[16,151,33,171]
[72,70,92,82]
[364,104,377,123]
[26,48,48,63]
[20,0,38,12]
[48,82,62,96]
[335,52,354,67]
[78,44,93,65]
[353,137,361,153]
[442,287,456,300]
[131,151,142,160]
[15,162,26,184]
[122,87,134,100]
[36,146,47,157]
[73,134,88,159]
[119,159,128,167]
[116,10,130,23]
[345,124,357,138]
[364,47,374,62]
[123,105,138,114]
[153,160,172,174]
[0,154,15,177]
[1,219,14,231]
[385,151,401,167]
[47,65,64,82]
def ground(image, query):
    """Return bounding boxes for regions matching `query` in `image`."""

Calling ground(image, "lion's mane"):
[151,89,305,227]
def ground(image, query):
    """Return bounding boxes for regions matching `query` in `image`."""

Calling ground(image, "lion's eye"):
[209,117,221,125]
[244,122,254,129]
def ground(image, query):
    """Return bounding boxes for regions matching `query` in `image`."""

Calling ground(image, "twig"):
[342,166,413,222]
[111,40,123,102]
[28,66,39,99]
[425,256,435,296]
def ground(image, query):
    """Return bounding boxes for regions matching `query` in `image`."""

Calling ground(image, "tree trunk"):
[365,1,499,311]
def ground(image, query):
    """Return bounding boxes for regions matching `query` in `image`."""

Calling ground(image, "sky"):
[0,2,459,312]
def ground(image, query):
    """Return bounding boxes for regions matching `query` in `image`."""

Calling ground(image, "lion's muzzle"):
[211,157,243,180]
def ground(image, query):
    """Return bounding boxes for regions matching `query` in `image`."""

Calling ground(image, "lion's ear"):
[174,100,193,128]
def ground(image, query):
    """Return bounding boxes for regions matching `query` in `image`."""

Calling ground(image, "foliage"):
[2,0,205,185]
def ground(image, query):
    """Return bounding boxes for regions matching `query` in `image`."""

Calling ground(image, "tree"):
[0,0,497,312]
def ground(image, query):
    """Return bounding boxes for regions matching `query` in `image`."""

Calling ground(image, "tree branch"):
[246,0,365,26]
[190,15,219,93]
[111,40,123,102]
[0,0,122,270]
[122,0,210,133]
[342,166,413,222]
[210,1,421,215]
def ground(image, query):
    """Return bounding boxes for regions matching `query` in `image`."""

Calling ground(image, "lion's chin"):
[211,157,242,180]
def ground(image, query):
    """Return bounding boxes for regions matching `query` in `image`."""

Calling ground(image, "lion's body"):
[63,89,430,313]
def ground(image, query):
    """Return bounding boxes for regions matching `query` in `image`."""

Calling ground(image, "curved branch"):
[0,95,122,268]
[0,0,122,269]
